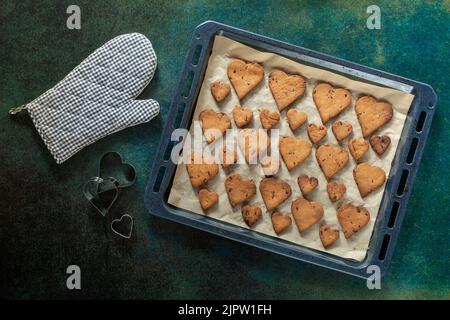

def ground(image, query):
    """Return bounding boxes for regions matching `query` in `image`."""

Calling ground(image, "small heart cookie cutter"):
[111,214,134,239]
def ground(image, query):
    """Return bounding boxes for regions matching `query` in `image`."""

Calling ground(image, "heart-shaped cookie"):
[210,81,231,102]
[259,109,280,129]
[271,212,292,235]
[227,59,264,99]
[259,177,292,211]
[307,123,327,144]
[221,146,237,169]
[370,135,391,156]
[268,70,306,111]
[225,173,256,207]
[198,188,218,210]
[348,138,369,161]
[260,156,280,176]
[337,203,370,239]
[199,109,231,143]
[291,197,324,232]
[286,109,307,132]
[279,136,312,171]
[319,225,340,248]
[326,181,346,202]
[99,152,136,189]
[353,163,386,197]
[232,106,253,128]
[298,174,318,196]
[111,214,134,239]
[355,96,393,137]
[241,205,262,227]
[313,83,352,123]
[332,121,353,142]
[237,129,270,164]
[316,144,349,179]
[186,153,219,188]
[83,177,119,216]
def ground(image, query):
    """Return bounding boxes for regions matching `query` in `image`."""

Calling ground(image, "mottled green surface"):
[0,0,449,299]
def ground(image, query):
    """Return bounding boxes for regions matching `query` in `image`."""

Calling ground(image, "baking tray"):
[144,21,437,279]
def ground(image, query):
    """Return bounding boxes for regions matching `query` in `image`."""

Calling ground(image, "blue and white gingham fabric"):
[26,33,159,164]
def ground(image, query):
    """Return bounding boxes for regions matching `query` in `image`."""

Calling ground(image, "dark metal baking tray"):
[144,21,437,279]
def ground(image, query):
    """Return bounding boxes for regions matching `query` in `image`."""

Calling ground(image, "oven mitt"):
[24,33,159,164]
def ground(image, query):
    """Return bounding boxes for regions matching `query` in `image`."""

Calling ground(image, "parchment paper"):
[168,36,415,261]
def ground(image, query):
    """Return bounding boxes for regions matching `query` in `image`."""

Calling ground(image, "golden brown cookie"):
[313,83,352,123]
[198,189,218,210]
[291,198,324,232]
[355,96,393,137]
[297,174,318,196]
[259,109,280,129]
[241,205,262,227]
[259,178,292,211]
[271,212,292,235]
[370,135,391,156]
[224,173,256,207]
[221,146,237,169]
[353,163,386,198]
[326,181,346,202]
[307,123,327,144]
[316,144,349,179]
[279,136,312,171]
[319,225,340,248]
[199,109,231,143]
[210,81,230,102]
[268,70,306,111]
[186,153,219,188]
[232,106,253,128]
[260,156,280,176]
[348,138,369,161]
[337,203,370,239]
[286,109,307,132]
[227,59,264,99]
[332,121,353,142]
[237,129,270,164]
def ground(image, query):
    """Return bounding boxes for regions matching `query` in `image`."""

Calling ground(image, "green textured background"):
[0,0,449,299]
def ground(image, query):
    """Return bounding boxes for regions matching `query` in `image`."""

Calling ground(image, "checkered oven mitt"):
[22,33,159,164]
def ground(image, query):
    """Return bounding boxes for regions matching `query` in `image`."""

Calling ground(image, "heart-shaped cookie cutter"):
[99,152,136,189]
[111,214,134,239]
[83,177,120,216]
